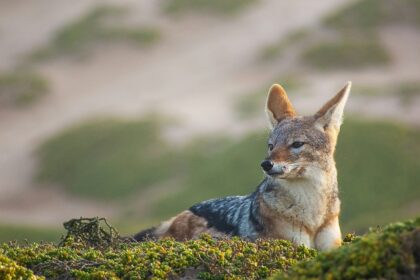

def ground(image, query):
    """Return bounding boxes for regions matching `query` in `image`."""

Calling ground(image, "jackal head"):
[261,82,351,181]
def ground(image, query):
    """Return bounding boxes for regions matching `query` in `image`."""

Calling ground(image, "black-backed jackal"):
[134,82,351,251]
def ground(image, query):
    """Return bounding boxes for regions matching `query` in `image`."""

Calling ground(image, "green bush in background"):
[164,0,257,15]
[0,71,49,106]
[31,5,160,60]
[36,117,181,199]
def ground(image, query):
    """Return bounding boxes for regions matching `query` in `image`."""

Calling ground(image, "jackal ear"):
[265,84,296,129]
[315,81,351,131]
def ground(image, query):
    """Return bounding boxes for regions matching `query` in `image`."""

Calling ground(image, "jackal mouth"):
[265,164,304,179]
[265,170,285,178]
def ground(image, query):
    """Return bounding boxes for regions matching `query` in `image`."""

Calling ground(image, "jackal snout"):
[260,160,287,175]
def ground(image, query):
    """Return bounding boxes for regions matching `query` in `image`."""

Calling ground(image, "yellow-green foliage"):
[164,0,257,15]
[1,217,419,279]
[0,70,49,106]
[1,236,315,279]
[0,254,42,280]
[31,5,159,60]
[273,217,420,280]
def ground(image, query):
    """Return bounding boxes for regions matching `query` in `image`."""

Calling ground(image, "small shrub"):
[31,5,160,60]
[0,71,49,106]
[164,0,257,15]
[301,38,390,70]
[36,117,180,199]
[324,0,420,31]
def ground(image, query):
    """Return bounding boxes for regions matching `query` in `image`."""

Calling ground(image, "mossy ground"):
[273,217,420,280]
[1,218,315,280]
[1,217,418,279]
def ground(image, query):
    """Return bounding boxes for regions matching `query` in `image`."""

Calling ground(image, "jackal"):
[134,82,351,251]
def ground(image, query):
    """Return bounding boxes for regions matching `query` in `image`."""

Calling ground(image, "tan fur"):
[154,210,226,241]
[266,84,296,128]
[158,210,209,240]
[271,147,292,162]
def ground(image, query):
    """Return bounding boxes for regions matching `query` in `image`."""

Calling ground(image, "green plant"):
[301,38,390,70]
[164,0,257,15]
[259,28,310,62]
[0,71,49,106]
[0,254,41,280]
[1,217,419,279]
[1,218,316,279]
[36,117,181,199]
[273,217,420,279]
[324,0,420,31]
[31,5,159,60]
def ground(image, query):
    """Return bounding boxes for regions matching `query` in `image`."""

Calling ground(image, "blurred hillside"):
[0,0,420,242]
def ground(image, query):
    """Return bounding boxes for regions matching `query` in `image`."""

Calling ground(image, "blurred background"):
[1,0,420,242]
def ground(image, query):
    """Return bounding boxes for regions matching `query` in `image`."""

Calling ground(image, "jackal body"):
[134,82,351,251]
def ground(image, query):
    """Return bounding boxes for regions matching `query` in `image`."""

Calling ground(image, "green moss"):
[301,38,390,70]
[272,217,420,280]
[164,0,257,15]
[0,254,41,280]
[31,5,160,60]
[0,70,49,106]
[1,233,315,279]
[1,217,419,279]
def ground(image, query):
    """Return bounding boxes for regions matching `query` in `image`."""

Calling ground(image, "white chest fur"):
[261,171,339,247]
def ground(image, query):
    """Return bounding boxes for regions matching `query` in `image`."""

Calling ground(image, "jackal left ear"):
[265,84,296,129]
[315,81,351,131]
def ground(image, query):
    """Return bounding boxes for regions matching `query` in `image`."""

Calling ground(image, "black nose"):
[261,160,274,172]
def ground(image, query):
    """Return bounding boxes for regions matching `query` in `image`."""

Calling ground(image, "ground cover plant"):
[164,0,257,16]
[260,0,420,70]
[0,70,49,107]
[0,217,316,279]
[30,5,160,61]
[273,217,420,279]
[0,217,418,279]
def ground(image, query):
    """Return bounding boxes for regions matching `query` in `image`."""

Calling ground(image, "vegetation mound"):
[273,218,420,280]
[1,217,419,279]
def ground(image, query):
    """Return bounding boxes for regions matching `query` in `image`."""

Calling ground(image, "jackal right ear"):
[265,84,296,129]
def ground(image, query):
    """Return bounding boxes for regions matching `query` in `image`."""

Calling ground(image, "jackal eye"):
[268,144,274,151]
[291,141,305,149]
